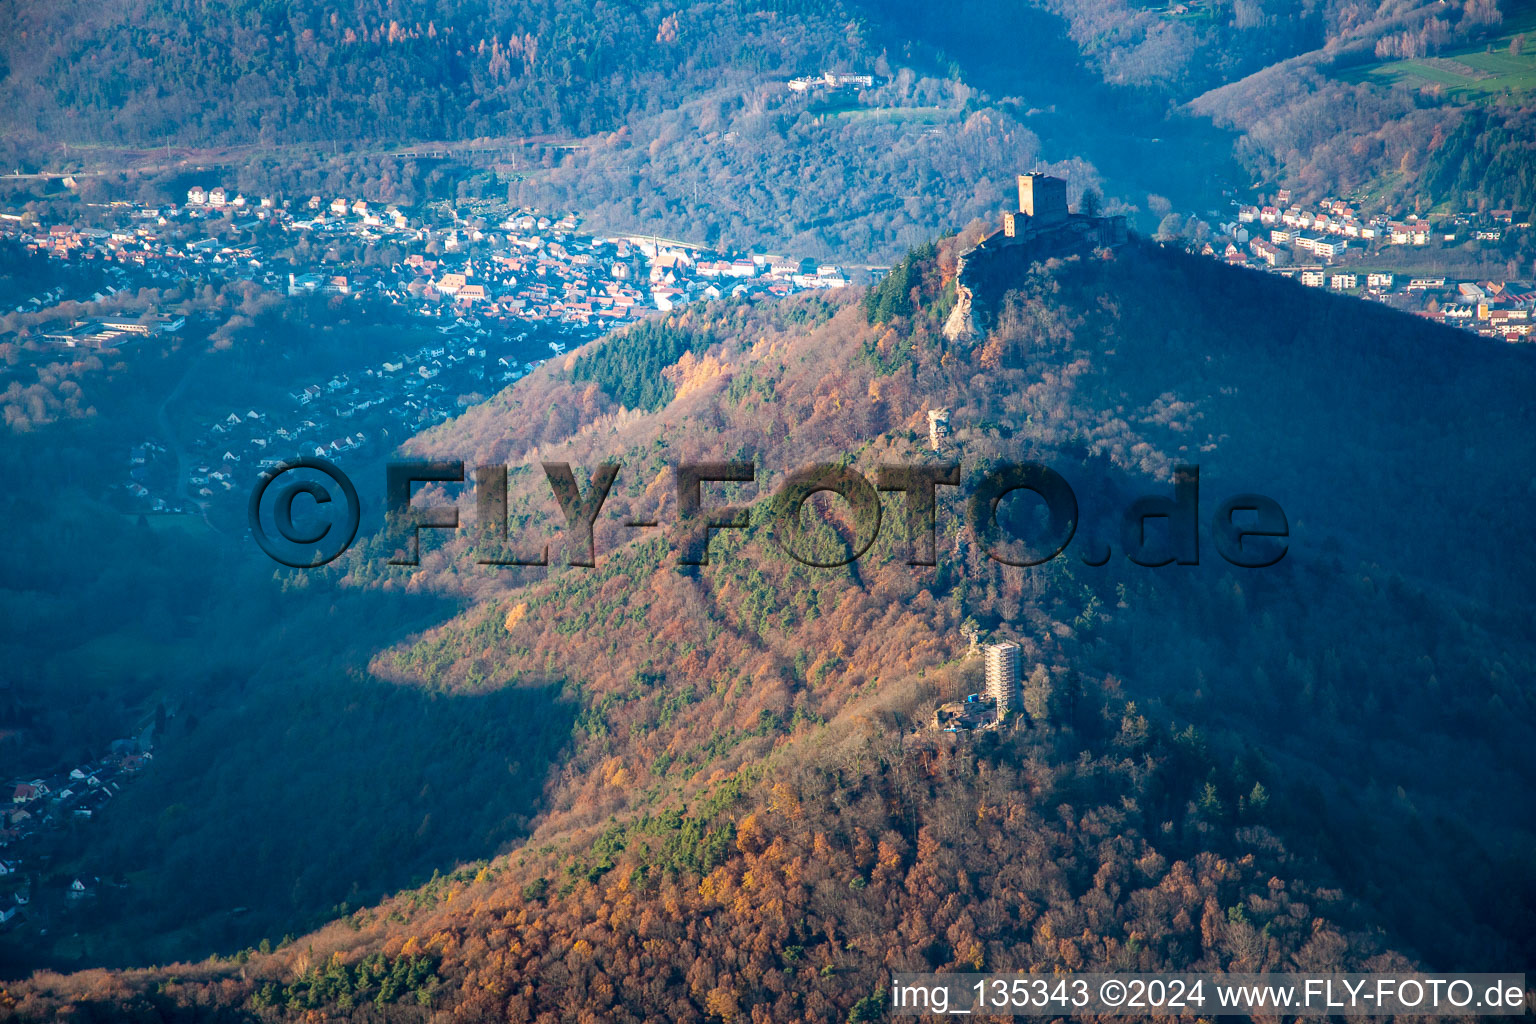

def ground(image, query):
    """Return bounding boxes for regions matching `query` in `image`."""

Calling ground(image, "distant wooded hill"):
[0,0,856,147]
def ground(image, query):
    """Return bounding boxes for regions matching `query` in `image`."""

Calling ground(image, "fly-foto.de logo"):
[249,459,1289,571]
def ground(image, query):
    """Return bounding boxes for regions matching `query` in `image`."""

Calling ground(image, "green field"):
[825,105,953,125]
[1344,5,1536,99]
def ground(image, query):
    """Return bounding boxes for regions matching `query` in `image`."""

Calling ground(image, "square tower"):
[1018,174,1069,225]
[984,640,1022,718]
[927,407,950,451]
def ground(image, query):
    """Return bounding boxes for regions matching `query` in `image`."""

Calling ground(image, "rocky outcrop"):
[942,250,976,343]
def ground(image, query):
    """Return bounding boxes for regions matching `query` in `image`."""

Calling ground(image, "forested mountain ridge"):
[4,0,1501,149]
[911,0,1534,212]
[1010,0,1505,98]
[0,0,858,147]
[1185,0,1536,211]
[6,238,1534,1020]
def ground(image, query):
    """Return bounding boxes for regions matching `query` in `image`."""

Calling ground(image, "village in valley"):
[1,721,160,934]
[0,187,857,518]
[1194,188,1533,339]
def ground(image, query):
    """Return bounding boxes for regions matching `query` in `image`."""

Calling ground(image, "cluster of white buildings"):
[1233,190,1500,247]
[1224,192,1525,271]
[13,192,853,326]
[1196,191,1532,342]
[786,70,876,93]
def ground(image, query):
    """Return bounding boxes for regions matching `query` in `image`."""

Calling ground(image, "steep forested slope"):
[7,239,1534,1020]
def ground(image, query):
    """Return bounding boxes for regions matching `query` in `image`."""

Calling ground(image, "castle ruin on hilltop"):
[944,173,1128,342]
